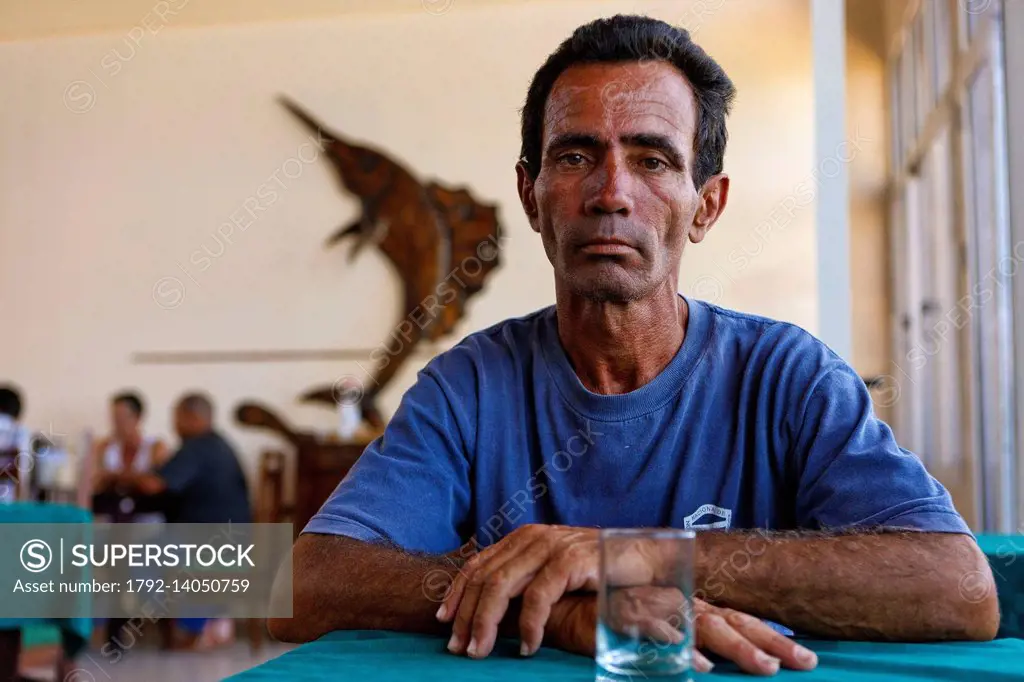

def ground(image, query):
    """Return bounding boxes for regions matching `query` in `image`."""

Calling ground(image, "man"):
[268,15,999,676]
[114,392,251,649]
[115,392,250,523]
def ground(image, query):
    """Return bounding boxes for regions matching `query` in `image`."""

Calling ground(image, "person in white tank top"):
[92,392,167,493]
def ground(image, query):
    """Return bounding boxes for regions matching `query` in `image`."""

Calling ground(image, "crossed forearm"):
[693,529,999,641]
[268,534,534,643]
[268,534,461,641]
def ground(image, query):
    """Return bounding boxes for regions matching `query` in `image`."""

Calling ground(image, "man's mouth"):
[579,238,636,256]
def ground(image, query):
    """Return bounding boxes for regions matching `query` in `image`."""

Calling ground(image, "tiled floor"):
[24,641,295,682]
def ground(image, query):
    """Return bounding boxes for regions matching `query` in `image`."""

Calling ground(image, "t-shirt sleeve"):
[792,364,971,535]
[302,368,473,554]
[157,443,202,495]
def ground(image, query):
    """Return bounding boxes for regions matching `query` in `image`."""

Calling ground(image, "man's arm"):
[150,440,170,467]
[267,533,462,642]
[114,471,166,496]
[764,354,999,640]
[696,529,999,641]
[268,533,583,648]
[268,361,482,640]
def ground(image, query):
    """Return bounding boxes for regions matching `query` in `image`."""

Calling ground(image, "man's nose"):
[583,157,633,216]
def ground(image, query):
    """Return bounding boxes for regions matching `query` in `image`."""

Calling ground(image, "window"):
[887,0,1015,530]
[933,0,953,96]
[899,37,917,162]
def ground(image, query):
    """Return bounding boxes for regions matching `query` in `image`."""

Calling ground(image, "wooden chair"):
[255,449,292,526]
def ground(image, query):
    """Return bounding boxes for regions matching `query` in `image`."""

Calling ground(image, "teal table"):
[230,535,1024,681]
[978,534,1024,639]
[0,502,93,663]
[228,631,1024,681]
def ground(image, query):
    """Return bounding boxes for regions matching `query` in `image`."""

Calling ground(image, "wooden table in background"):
[235,402,379,538]
[291,439,369,537]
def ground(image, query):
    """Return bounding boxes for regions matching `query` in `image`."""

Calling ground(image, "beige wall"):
[0,0,563,41]
[1,0,838,490]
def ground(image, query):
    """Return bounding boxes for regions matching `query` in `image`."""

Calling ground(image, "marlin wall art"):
[279,97,504,428]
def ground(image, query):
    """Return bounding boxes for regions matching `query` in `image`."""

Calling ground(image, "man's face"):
[518,61,727,302]
[174,405,194,439]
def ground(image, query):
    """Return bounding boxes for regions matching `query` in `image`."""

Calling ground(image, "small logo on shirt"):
[684,504,732,530]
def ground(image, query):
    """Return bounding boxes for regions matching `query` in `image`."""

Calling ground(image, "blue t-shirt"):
[157,431,252,524]
[305,298,969,553]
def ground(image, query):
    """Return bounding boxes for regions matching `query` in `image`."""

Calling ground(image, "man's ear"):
[516,161,540,233]
[690,174,729,244]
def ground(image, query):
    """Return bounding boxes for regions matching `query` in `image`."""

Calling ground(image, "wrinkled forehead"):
[542,61,698,151]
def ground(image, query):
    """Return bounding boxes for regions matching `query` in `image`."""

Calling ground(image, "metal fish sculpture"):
[279,97,503,428]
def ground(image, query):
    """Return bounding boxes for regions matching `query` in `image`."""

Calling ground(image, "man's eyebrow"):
[545,133,601,153]
[621,134,686,167]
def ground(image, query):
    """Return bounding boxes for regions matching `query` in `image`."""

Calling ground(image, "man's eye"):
[559,153,587,166]
[640,157,667,171]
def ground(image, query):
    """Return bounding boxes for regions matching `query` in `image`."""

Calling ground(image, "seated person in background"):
[0,385,30,500]
[114,392,251,523]
[268,14,999,677]
[0,385,87,676]
[92,391,168,500]
[91,391,170,646]
[114,392,251,649]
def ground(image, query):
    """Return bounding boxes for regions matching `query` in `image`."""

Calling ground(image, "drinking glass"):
[596,528,695,677]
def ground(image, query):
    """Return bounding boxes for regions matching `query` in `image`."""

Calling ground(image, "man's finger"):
[696,612,781,676]
[518,548,598,655]
[518,569,571,655]
[637,616,684,645]
[605,585,686,636]
[440,525,559,623]
[449,577,483,655]
[462,536,563,656]
[693,650,715,673]
[439,539,510,623]
[465,580,516,658]
[452,535,550,656]
[721,611,817,671]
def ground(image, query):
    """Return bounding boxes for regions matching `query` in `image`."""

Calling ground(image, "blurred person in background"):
[112,392,252,649]
[0,384,31,501]
[90,391,170,648]
[0,385,87,679]
[92,391,168,496]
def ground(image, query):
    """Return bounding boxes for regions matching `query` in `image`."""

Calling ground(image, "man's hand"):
[692,603,817,676]
[545,594,714,669]
[535,594,818,676]
[438,525,597,656]
[543,595,596,656]
[436,524,817,675]
[438,524,662,657]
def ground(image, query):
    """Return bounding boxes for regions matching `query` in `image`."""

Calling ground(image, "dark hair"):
[112,391,144,418]
[0,385,22,419]
[519,14,736,190]
[178,392,213,421]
